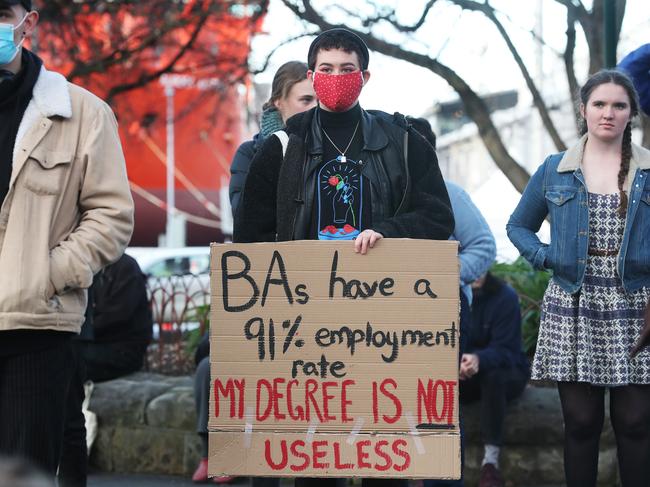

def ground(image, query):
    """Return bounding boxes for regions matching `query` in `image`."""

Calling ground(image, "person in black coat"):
[76,254,153,381]
[233,28,454,487]
[229,60,316,217]
[235,29,453,254]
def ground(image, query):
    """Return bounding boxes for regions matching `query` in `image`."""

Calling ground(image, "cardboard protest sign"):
[208,239,460,479]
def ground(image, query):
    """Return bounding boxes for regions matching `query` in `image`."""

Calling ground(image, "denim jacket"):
[507,135,650,294]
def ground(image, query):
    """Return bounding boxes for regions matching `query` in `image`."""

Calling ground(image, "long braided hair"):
[579,69,640,217]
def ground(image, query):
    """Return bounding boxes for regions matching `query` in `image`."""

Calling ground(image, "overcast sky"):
[249,0,649,116]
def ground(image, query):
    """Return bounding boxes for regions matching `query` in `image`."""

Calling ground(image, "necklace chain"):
[322,121,360,158]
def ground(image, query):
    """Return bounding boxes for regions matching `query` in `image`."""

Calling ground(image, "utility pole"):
[534,0,545,165]
[159,74,194,247]
[164,84,176,247]
[603,0,617,68]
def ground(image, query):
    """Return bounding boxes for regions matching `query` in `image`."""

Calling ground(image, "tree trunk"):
[587,0,605,73]
[359,37,533,192]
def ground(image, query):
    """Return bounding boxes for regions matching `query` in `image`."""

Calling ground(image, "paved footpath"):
[88,474,561,487]
[88,475,304,486]
[88,475,425,486]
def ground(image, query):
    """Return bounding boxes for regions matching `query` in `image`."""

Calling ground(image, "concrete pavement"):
[88,474,563,486]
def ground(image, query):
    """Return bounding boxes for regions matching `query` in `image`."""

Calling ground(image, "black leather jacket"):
[234,106,453,243]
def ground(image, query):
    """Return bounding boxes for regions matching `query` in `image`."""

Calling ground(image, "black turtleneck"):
[319,103,363,165]
[0,49,42,206]
[310,103,372,240]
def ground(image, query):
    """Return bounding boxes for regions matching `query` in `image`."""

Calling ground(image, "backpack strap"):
[392,111,411,131]
[273,130,289,158]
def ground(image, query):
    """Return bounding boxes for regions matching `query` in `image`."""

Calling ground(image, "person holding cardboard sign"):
[508,70,650,487]
[0,0,133,479]
[234,28,454,252]
[234,27,454,487]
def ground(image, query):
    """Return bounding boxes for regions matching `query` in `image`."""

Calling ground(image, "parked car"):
[126,246,211,278]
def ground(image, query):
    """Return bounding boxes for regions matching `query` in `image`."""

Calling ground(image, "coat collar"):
[557,133,650,173]
[302,106,389,155]
[31,65,72,119]
[13,66,72,171]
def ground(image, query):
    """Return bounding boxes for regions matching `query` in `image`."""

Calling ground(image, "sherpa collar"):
[557,133,650,172]
[13,66,71,165]
[31,65,72,119]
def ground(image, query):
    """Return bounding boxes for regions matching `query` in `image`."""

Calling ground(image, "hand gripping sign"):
[208,239,460,479]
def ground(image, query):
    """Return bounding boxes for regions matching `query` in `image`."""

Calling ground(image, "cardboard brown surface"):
[209,431,460,478]
[209,239,460,478]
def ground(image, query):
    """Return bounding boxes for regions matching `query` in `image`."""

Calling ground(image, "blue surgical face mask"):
[0,15,28,66]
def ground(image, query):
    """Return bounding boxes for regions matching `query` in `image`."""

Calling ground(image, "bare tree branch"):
[105,7,210,103]
[495,8,562,59]
[449,0,566,151]
[282,0,531,192]
[353,0,439,32]
[66,18,187,81]
[249,32,318,75]
[553,0,590,23]
[553,0,605,73]
[563,7,580,132]
[276,0,631,190]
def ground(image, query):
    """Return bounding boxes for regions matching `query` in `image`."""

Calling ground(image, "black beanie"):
[307,28,370,70]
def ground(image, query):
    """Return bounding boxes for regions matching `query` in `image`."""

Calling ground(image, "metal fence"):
[143,273,211,375]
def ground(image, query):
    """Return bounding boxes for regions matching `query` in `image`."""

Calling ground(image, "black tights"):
[558,382,650,487]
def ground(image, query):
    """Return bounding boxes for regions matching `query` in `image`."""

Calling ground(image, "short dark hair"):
[0,0,32,11]
[307,28,369,71]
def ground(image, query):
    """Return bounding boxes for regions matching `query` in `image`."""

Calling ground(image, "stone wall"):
[89,374,618,485]
[89,372,201,476]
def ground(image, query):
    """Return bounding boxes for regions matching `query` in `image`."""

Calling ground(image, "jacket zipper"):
[290,149,308,240]
[394,131,410,216]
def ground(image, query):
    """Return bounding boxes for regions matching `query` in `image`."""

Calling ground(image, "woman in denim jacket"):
[507,70,650,487]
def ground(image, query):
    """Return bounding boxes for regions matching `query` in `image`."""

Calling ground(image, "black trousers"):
[58,342,88,487]
[0,338,74,475]
[459,366,527,446]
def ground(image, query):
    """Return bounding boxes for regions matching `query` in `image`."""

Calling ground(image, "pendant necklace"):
[322,121,360,163]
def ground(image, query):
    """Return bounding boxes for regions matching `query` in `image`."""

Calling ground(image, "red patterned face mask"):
[312,71,364,112]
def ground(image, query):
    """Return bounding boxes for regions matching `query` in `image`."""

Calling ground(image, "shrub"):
[490,257,551,357]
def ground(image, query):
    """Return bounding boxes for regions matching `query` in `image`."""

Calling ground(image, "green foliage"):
[184,304,210,359]
[490,257,551,357]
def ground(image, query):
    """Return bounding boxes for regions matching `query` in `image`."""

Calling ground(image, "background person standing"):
[507,69,650,487]
[0,0,134,478]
